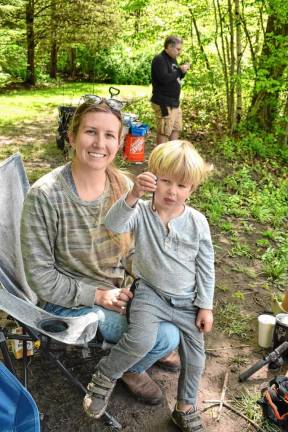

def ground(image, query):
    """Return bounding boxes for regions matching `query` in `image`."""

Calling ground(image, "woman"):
[20,99,180,405]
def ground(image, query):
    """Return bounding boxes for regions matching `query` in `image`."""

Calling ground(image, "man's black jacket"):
[151,50,185,109]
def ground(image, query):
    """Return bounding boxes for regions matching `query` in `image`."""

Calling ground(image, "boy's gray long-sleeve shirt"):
[104,195,215,309]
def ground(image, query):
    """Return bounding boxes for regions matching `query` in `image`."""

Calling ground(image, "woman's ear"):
[68,132,75,149]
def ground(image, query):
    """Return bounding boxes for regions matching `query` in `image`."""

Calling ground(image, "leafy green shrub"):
[92,46,153,85]
[125,97,154,127]
[0,43,27,81]
[219,132,288,163]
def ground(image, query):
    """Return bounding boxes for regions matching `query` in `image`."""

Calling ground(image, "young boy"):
[83,140,215,432]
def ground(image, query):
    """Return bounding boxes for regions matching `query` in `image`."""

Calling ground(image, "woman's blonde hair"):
[69,100,132,255]
[69,100,123,140]
[148,140,213,191]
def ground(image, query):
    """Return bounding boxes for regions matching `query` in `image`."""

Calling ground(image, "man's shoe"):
[156,350,181,372]
[83,370,116,419]
[171,407,205,432]
[121,371,163,405]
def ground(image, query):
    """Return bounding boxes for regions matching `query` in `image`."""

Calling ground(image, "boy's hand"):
[126,172,157,207]
[196,308,213,333]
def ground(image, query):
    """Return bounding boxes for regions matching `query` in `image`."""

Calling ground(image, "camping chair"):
[0,153,121,431]
[0,362,40,432]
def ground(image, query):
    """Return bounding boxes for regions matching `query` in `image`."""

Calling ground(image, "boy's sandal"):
[83,370,116,419]
[171,408,205,432]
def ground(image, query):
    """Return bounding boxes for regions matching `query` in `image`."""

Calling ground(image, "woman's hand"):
[196,308,213,333]
[95,288,133,314]
[126,172,157,207]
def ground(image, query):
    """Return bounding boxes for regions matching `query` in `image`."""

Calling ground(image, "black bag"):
[257,376,288,428]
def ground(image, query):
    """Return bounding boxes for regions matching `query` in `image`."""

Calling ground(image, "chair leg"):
[22,337,29,388]
[0,329,16,375]
[42,346,122,430]
[2,322,122,430]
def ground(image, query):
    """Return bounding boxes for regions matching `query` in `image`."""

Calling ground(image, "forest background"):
[0,0,288,142]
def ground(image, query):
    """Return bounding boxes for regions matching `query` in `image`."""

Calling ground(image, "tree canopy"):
[0,0,287,134]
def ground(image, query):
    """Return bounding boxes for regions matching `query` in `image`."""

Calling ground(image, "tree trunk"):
[69,47,77,79]
[235,0,242,124]
[50,40,57,78]
[228,0,235,132]
[279,93,288,145]
[134,10,141,34]
[25,0,36,86]
[247,15,288,130]
[284,97,288,146]
[189,7,211,72]
[49,0,57,79]
[214,0,230,124]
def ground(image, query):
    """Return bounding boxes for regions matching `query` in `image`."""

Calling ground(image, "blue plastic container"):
[130,123,149,136]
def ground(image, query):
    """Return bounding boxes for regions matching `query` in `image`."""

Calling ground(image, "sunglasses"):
[81,94,125,111]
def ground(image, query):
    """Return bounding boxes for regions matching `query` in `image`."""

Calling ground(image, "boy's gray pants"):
[97,281,205,404]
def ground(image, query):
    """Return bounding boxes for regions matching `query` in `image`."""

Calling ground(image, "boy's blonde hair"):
[148,140,213,191]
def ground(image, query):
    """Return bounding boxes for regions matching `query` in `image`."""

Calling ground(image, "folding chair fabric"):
[0,153,34,303]
[0,153,98,345]
[0,282,98,344]
[0,362,40,431]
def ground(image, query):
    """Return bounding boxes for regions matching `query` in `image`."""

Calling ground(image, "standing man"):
[151,35,190,145]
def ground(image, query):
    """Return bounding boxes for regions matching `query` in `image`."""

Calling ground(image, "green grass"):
[231,264,258,279]
[189,141,288,289]
[234,391,281,432]
[0,83,150,127]
[214,302,253,340]
[229,241,253,258]
[261,242,288,283]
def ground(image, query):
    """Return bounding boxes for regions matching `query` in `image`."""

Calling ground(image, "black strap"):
[126,279,139,324]
[160,105,169,117]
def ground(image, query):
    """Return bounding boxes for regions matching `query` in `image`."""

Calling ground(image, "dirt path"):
[1,121,285,432]
[15,329,279,432]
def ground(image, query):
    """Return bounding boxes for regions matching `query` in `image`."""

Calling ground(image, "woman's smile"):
[70,111,121,171]
[88,151,106,158]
